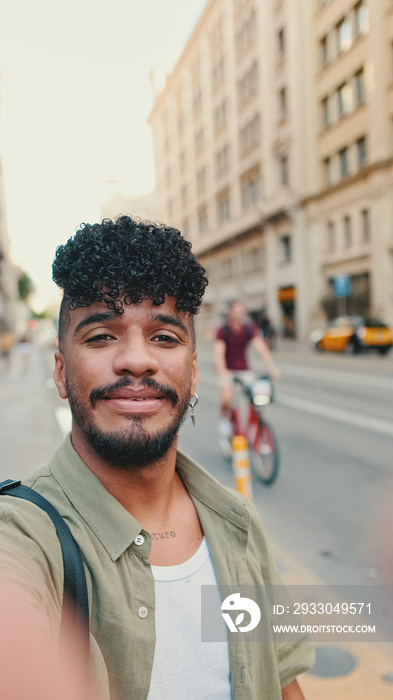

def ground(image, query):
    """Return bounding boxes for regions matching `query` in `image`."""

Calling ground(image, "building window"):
[327,221,335,251]
[280,234,292,263]
[212,55,225,90]
[182,218,190,239]
[361,208,370,243]
[165,167,172,186]
[343,215,352,247]
[338,82,353,118]
[210,16,223,51]
[336,17,352,55]
[279,87,287,119]
[357,136,367,167]
[324,156,332,185]
[195,127,204,153]
[179,150,186,173]
[215,144,230,175]
[278,28,285,55]
[280,155,289,186]
[339,147,349,178]
[220,256,234,280]
[217,191,231,223]
[214,99,227,132]
[193,90,202,115]
[241,170,261,209]
[354,67,365,105]
[239,114,260,155]
[321,35,329,66]
[196,167,206,193]
[322,96,330,127]
[354,2,369,38]
[238,61,258,104]
[198,207,208,235]
[243,246,264,273]
[236,9,256,56]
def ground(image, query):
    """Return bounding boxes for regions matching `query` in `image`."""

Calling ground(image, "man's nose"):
[112,334,159,377]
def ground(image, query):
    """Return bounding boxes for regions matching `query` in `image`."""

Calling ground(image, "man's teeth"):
[130,397,156,400]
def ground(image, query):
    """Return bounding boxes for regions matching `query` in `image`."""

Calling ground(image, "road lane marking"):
[279,363,393,392]
[277,393,393,438]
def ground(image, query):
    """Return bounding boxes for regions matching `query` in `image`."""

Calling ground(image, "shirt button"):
[134,534,145,546]
[138,606,148,619]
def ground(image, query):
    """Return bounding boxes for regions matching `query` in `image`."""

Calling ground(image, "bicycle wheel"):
[249,418,279,485]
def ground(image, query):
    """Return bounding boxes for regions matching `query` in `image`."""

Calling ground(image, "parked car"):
[309,316,393,355]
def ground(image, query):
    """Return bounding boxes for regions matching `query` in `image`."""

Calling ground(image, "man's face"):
[53,297,198,469]
[229,302,246,325]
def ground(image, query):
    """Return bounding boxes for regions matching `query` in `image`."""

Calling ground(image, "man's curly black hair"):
[53,216,208,346]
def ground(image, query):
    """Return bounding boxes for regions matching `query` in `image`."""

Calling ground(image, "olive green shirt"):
[0,436,313,699]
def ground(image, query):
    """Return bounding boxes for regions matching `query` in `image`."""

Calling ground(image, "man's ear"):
[53,351,68,399]
[190,350,199,397]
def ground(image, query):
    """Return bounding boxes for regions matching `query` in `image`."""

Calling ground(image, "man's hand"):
[268,365,282,381]
[282,679,306,699]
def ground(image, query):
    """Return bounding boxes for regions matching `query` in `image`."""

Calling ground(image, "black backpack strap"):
[0,479,89,646]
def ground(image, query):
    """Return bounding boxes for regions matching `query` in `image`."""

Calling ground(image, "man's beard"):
[66,375,190,469]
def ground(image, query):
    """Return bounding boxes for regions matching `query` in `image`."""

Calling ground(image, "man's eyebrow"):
[152,313,189,336]
[73,311,118,337]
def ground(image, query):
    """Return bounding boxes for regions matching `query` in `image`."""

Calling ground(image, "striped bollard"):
[231,434,253,500]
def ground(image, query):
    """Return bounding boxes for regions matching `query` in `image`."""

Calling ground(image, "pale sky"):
[0,0,207,310]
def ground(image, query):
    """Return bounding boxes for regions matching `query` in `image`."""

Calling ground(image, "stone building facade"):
[149,0,393,339]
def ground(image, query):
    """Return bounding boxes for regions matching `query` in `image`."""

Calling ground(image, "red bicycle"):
[219,373,280,485]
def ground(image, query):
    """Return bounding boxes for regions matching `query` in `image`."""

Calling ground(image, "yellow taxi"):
[310,316,393,355]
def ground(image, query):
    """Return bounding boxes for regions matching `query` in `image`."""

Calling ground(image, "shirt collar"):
[48,437,250,561]
[49,435,143,561]
[176,448,250,531]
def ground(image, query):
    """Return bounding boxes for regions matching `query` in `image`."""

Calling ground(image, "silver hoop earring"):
[188,393,199,427]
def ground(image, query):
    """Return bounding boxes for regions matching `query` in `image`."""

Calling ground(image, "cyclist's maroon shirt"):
[216,323,260,370]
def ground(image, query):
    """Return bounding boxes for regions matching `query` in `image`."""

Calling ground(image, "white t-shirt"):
[147,537,231,699]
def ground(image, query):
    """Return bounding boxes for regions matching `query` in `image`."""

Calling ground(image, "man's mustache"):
[89,375,179,408]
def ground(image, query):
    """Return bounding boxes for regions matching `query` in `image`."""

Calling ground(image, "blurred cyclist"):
[214,300,281,446]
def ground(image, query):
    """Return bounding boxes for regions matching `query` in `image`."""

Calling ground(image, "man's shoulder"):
[0,464,64,603]
[0,463,57,531]
[176,449,264,529]
[216,324,229,341]
[0,443,72,535]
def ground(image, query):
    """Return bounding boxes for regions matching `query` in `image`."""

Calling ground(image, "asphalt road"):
[180,338,393,591]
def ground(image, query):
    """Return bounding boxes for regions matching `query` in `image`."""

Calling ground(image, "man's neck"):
[229,319,244,331]
[70,429,182,522]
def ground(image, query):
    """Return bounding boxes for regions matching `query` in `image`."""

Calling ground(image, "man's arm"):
[213,338,231,378]
[282,679,306,699]
[251,335,281,380]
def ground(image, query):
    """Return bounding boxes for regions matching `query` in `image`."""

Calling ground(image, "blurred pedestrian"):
[214,300,281,444]
[18,333,32,367]
[0,330,14,370]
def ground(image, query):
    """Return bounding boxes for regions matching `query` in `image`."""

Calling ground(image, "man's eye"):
[153,334,179,344]
[85,334,113,343]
